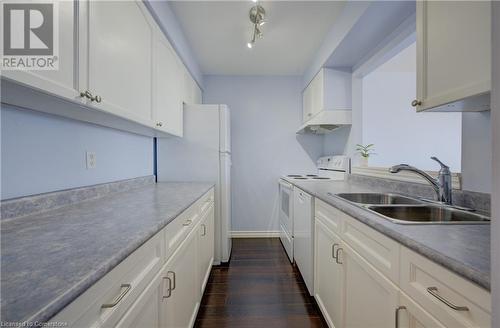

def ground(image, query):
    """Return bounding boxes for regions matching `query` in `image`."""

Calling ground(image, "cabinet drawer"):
[341,215,400,283]
[314,199,345,235]
[53,232,164,328]
[400,247,491,328]
[199,188,215,215]
[164,205,200,261]
[164,188,213,262]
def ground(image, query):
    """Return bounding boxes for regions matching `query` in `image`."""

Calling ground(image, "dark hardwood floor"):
[194,238,328,328]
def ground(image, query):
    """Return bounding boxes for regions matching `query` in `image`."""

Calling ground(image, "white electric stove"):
[284,155,351,181]
[278,155,350,295]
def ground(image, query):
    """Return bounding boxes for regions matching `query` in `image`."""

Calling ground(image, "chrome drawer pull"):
[183,219,192,226]
[201,224,207,236]
[168,271,176,290]
[331,243,339,259]
[427,287,469,311]
[101,283,131,308]
[162,277,172,299]
[335,248,343,264]
[395,306,406,328]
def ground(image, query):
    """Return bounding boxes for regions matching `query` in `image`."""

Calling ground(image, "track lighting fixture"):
[247,3,266,49]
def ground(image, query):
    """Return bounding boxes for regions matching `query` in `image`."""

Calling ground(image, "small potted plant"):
[356,144,375,167]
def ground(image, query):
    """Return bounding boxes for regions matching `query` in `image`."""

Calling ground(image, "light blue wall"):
[203,76,323,232]
[1,105,153,200]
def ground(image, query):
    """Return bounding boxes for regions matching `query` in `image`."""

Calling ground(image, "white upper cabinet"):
[2,0,80,101]
[2,0,202,138]
[84,1,155,125]
[183,67,202,105]
[153,31,184,137]
[302,68,352,123]
[414,0,491,112]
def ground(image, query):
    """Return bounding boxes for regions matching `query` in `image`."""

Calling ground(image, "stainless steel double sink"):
[332,193,490,225]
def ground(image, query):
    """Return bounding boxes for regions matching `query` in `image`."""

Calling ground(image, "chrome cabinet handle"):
[331,243,339,259]
[80,90,102,103]
[156,122,163,127]
[162,277,172,299]
[183,219,192,226]
[427,287,469,311]
[395,306,406,328]
[168,271,176,290]
[411,99,422,107]
[335,248,343,264]
[80,90,93,100]
[101,283,131,308]
[201,224,207,236]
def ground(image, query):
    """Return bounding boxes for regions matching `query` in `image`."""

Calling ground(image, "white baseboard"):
[231,231,280,238]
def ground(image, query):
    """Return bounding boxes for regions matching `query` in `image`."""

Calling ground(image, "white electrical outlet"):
[86,151,97,169]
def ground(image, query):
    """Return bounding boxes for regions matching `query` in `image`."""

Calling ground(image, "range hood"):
[296,110,352,134]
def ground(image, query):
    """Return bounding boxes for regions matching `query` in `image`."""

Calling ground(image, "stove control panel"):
[317,155,350,172]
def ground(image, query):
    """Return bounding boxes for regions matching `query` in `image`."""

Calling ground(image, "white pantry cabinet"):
[52,188,215,328]
[2,0,202,138]
[313,199,491,328]
[1,0,80,101]
[414,0,491,112]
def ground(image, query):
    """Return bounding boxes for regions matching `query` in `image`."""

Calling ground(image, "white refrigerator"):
[157,104,232,264]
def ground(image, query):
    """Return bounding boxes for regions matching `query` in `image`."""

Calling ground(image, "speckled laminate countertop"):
[1,182,214,324]
[283,177,490,291]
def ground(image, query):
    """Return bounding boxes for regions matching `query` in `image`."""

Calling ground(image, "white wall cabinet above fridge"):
[298,68,352,134]
[1,0,202,138]
[413,0,491,112]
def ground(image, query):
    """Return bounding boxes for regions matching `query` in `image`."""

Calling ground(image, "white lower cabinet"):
[313,201,491,328]
[115,268,166,328]
[398,292,446,328]
[342,242,399,328]
[314,219,343,328]
[162,227,200,328]
[52,188,215,328]
[198,204,215,295]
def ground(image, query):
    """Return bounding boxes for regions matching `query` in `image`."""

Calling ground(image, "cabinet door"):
[163,229,199,328]
[85,0,155,126]
[416,0,491,111]
[398,293,446,328]
[198,205,215,294]
[302,84,313,122]
[115,269,166,328]
[314,218,343,328]
[154,32,184,136]
[2,0,80,101]
[341,242,399,328]
[311,70,324,117]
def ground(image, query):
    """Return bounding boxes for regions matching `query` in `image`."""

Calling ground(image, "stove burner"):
[306,174,319,177]
[293,177,308,180]
[287,174,302,177]
[313,177,331,180]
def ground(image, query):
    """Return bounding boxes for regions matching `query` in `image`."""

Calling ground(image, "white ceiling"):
[170,1,347,76]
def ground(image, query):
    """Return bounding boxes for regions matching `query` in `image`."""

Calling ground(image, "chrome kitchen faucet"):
[389,157,453,205]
